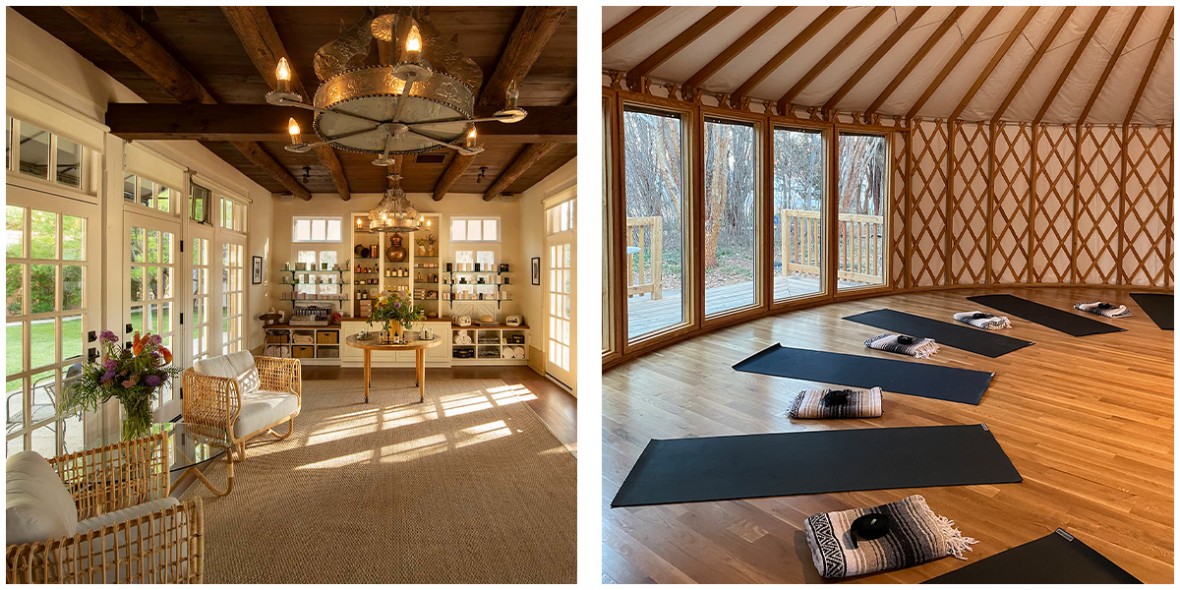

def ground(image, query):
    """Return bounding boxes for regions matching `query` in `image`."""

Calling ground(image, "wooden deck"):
[628,273,873,338]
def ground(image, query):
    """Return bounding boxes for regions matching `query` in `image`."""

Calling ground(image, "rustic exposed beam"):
[104,104,577,143]
[731,7,843,107]
[992,6,1076,123]
[822,7,929,114]
[684,7,794,94]
[482,143,559,201]
[864,6,966,118]
[627,7,739,89]
[603,7,668,51]
[950,6,1039,121]
[61,6,310,200]
[1033,7,1110,124]
[1079,7,1145,123]
[1123,10,1173,126]
[221,6,350,200]
[777,6,889,114]
[434,7,567,201]
[907,6,1003,119]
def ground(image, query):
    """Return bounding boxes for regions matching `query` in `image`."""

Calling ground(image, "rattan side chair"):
[5,432,204,583]
[182,353,302,463]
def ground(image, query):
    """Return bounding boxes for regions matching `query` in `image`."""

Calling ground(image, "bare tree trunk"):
[705,126,731,268]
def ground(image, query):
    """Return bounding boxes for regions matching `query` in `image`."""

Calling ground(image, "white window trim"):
[292,216,344,243]
[450,216,501,243]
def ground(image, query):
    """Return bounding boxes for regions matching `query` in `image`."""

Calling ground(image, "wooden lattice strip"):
[990,123,1032,284]
[891,130,908,289]
[908,119,949,287]
[1074,124,1123,284]
[1122,125,1170,286]
[1167,127,1174,288]
[1031,124,1076,283]
[948,121,990,285]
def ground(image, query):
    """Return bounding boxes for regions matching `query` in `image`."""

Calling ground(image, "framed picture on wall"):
[531,257,541,285]
[252,256,263,284]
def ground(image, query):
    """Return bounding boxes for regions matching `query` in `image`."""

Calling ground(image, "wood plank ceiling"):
[15,6,578,199]
[603,6,1174,125]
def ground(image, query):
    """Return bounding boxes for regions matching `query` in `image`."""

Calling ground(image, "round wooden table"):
[344,334,443,403]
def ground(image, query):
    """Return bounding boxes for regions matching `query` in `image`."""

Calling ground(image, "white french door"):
[5,186,102,456]
[543,193,576,391]
[219,237,245,355]
[123,210,181,420]
[187,225,215,365]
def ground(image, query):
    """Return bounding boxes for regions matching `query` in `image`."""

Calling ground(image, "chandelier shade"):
[365,174,420,233]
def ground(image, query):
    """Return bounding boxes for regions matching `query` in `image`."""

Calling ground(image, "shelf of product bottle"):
[443,291,512,301]
[281,268,347,274]
[280,293,350,301]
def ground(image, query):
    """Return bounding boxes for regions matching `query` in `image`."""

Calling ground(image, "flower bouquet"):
[368,289,425,342]
[63,331,180,441]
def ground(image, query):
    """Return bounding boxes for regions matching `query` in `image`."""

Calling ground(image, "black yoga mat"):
[611,424,1021,507]
[967,294,1125,336]
[844,309,1034,358]
[732,344,993,405]
[1130,292,1174,330]
[925,528,1142,584]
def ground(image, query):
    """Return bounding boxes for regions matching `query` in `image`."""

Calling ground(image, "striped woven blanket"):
[804,495,977,579]
[1075,301,1132,318]
[788,387,882,419]
[864,333,939,359]
[954,311,1012,330]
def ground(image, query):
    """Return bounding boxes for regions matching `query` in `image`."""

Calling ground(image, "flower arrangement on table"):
[62,331,179,441]
[368,289,425,342]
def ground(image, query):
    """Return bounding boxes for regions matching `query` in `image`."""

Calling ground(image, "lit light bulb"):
[275,57,292,92]
[465,127,478,149]
[287,118,301,145]
[405,24,423,61]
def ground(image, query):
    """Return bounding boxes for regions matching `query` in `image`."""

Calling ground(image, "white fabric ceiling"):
[603,6,1173,125]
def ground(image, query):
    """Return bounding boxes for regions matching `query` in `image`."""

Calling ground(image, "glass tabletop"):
[150,422,229,473]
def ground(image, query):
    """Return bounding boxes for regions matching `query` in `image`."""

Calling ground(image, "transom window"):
[450,217,499,242]
[6,117,85,191]
[546,199,575,235]
[190,183,211,224]
[123,173,177,214]
[219,196,247,233]
[293,217,343,242]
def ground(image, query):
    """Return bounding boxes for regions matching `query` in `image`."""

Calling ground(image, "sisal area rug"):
[181,377,576,583]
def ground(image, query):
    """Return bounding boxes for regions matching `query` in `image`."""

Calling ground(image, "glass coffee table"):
[151,421,235,496]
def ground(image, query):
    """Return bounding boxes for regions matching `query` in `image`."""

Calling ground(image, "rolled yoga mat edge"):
[844,309,1034,358]
[1130,292,1174,330]
[611,424,1022,508]
[967,294,1125,336]
[924,528,1142,583]
[732,343,994,405]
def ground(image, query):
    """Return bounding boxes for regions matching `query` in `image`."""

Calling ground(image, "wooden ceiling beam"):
[105,104,576,143]
[1123,10,1173,126]
[864,6,966,118]
[1033,7,1110,124]
[822,7,929,115]
[434,7,567,201]
[626,7,739,89]
[1078,7,1145,123]
[950,6,1039,121]
[603,7,668,51]
[991,6,1076,123]
[907,6,1002,120]
[61,6,311,200]
[222,6,350,200]
[684,7,794,94]
[482,143,559,201]
[777,6,890,114]
[730,7,844,107]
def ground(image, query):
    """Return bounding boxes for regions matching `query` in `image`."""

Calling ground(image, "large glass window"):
[450,217,500,242]
[836,132,888,289]
[122,173,177,215]
[704,117,758,317]
[293,217,342,242]
[623,106,689,341]
[772,127,825,301]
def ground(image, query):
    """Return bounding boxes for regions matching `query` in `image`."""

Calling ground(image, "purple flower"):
[144,374,162,387]
[102,359,117,370]
[99,330,118,344]
[101,369,116,383]
[148,334,162,346]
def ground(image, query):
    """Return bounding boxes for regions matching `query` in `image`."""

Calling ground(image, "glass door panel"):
[545,196,576,389]
[772,127,826,301]
[125,211,179,417]
[704,117,758,317]
[836,132,888,290]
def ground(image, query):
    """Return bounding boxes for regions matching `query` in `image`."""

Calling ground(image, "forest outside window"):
[773,126,826,302]
[704,116,758,317]
[836,132,888,290]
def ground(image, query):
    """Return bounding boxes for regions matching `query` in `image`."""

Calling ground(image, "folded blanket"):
[804,494,977,579]
[954,311,1012,330]
[1075,301,1132,318]
[788,387,883,419]
[864,333,939,359]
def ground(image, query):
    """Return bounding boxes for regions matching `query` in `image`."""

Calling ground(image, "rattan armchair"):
[182,354,301,462]
[5,432,204,583]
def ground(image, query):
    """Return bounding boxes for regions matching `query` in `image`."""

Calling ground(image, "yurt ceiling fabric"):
[603,6,1173,125]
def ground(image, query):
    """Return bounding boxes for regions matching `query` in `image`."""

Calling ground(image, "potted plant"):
[62,331,179,441]
[369,289,425,342]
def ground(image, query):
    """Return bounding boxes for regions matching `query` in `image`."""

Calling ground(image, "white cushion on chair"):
[233,390,299,439]
[194,351,260,395]
[76,497,180,534]
[6,451,79,544]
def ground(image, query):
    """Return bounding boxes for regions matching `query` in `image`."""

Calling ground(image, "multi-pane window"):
[293,217,343,242]
[6,117,86,191]
[123,173,177,215]
[220,197,246,233]
[191,237,211,362]
[450,217,499,242]
[704,117,758,317]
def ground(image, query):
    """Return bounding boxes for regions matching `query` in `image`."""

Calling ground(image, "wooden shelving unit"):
[450,325,528,365]
[262,323,341,365]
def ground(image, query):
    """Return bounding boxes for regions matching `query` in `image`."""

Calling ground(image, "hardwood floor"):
[603,286,1173,583]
